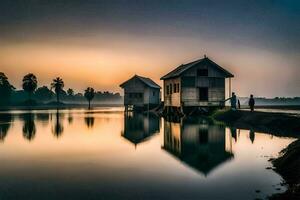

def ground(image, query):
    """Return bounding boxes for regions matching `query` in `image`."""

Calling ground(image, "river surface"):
[0,108,296,200]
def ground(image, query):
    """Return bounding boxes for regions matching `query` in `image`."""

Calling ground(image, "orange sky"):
[1,1,300,97]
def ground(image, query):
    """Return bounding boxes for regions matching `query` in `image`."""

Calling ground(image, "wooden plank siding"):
[164,77,181,107]
[165,62,227,107]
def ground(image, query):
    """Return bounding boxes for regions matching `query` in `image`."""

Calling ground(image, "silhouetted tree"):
[34,86,54,102]
[52,110,64,138]
[22,73,37,101]
[51,77,64,104]
[85,116,95,128]
[84,87,95,109]
[0,72,15,105]
[22,113,36,141]
[67,88,74,96]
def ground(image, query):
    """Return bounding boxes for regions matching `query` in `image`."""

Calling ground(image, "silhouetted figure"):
[238,99,241,109]
[249,130,255,144]
[22,113,36,141]
[249,94,255,112]
[225,92,237,110]
[230,127,237,142]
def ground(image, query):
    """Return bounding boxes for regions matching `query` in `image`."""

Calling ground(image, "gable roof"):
[160,57,234,80]
[120,75,161,89]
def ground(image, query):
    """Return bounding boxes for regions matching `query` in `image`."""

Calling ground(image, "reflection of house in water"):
[122,113,160,146]
[163,118,234,176]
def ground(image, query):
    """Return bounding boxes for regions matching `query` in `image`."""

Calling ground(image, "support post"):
[229,78,232,98]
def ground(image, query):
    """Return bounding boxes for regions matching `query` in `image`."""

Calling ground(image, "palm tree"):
[84,87,95,109]
[51,77,64,104]
[22,73,37,100]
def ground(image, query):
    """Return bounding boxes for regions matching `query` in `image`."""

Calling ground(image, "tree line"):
[0,72,122,107]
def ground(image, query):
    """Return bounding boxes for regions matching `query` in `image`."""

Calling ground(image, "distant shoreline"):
[0,103,124,111]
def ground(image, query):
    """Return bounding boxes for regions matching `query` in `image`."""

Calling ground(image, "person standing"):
[225,92,237,110]
[249,94,255,112]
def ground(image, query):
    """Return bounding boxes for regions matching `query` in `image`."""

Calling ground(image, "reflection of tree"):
[85,116,95,128]
[35,113,50,126]
[52,110,64,138]
[22,113,36,141]
[68,114,73,124]
[0,113,13,142]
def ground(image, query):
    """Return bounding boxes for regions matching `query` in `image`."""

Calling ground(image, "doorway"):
[199,87,208,101]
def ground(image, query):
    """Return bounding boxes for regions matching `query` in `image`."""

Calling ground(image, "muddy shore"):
[212,110,300,138]
[213,110,300,199]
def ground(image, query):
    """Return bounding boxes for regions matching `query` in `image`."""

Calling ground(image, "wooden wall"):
[122,78,160,106]
[164,62,227,107]
[164,77,181,107]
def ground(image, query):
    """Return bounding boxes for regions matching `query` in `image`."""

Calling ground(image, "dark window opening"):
[170,84,172,94]
[199,87,208,101]
[197,69,208,76]
[166,85,169,95]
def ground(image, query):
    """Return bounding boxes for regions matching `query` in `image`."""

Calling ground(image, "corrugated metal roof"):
[120,75,161,89]
[160,57,234,80]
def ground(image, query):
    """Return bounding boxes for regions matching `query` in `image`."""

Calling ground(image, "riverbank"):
[212,109,300,138]
[212,109,300,199]
[270,139,300,200]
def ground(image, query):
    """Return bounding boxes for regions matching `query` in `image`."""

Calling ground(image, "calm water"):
[0,108,295,200]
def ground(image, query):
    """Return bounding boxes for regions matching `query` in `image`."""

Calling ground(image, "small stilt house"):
[160,56,234,113]
[120,75,161,111]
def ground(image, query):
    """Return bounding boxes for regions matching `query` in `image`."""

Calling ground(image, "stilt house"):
[160,56,234,113]
[120,75,161,111]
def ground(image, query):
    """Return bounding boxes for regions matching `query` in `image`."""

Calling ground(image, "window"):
[166,85,169,95]
[170,84,172,94]
[173,83,176,93]
[197,69,208,76]
[199,87,209,101]
[177,83,180,92]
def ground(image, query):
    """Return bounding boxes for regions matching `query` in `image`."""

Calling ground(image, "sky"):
[0,0,299,97]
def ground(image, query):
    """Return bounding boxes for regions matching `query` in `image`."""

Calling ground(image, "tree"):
[51,77,64,103]
[84,87,95,109]
[34,86,54,102]
[67,88,74,96]
[0,72,15,105]
[22,73,37,100]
